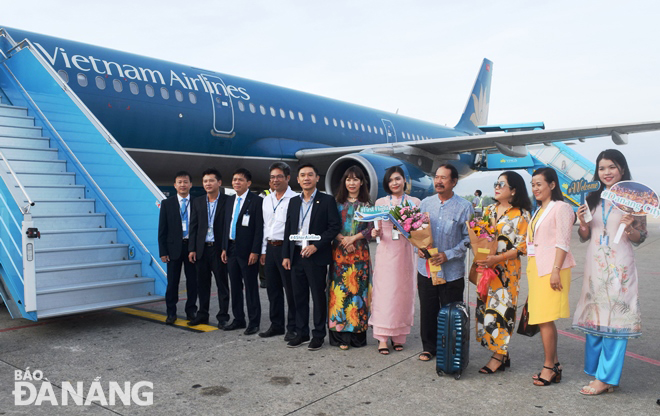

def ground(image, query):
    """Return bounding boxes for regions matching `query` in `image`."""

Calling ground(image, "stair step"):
[29,199,95,215]
[0,136,50,149]
[12,171,76,186]
[37,295,162,319]
[0,114,35,127]
[36,228,118,249]
[36,244,130,267]
[0,124,42,138]
[6,158,66,173]
[31,213,105,230]
[0,146,59,160]
[36,259,141,289]
[35,278,156,312]
[20,185,85,200]
[0,104,28,118]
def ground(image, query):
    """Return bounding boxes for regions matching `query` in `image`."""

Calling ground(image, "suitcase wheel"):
[454,372,462,380]
[436,370,445,376]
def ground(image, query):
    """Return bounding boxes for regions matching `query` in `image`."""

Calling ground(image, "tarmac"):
[1,222,659,416]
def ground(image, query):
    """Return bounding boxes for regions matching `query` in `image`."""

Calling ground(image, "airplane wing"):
[295,121,660,165]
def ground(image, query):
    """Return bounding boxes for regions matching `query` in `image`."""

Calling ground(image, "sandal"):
[479,355,505,374]
[418,352,433,361]
[390,340,404,352]
[533,361,559,380]
[533,365,560,386]
[580,384,614,395]
[378,346,389,355]
[339,344,349,351]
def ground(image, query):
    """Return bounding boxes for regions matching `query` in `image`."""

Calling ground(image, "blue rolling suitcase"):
[436,244,471,380]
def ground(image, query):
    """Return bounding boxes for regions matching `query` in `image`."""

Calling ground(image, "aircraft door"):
[381,119,397,143]
[203,74,235,136]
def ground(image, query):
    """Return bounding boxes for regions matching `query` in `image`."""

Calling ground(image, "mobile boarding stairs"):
[0,28,166,321]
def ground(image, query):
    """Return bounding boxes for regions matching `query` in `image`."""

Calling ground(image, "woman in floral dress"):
[475,171,531,373]
[328,166,373,350]
[574,149,646,395]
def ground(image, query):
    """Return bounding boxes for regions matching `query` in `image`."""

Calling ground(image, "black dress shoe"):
[259,327,285,338]
[244,326,260,335]
[308,337,324,351]
[260,280,267,288]
[286,335,310,348]
[186,313,196,321]
[217,321,228,330]
[187,317,209,326]
[284,331,298,342]
[223,320,246,331]
[165,316,177,325]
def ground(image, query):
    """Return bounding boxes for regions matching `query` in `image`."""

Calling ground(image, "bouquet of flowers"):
[466,212,498,298]
[389,204,445,285]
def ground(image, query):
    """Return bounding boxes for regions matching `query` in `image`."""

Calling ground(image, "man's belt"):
[267,240,283,246]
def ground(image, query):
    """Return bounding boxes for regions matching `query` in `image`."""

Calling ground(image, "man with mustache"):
[416,164,473,362]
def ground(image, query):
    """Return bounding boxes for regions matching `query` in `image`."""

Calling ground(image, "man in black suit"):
[283,163,341,351]
[158,171,197,325]
[187,168,230,328]
[221,168,264,335]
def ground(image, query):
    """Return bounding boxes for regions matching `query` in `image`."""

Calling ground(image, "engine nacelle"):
[324,153,435,201]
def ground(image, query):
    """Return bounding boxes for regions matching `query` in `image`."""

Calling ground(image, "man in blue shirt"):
[416,164,473,362]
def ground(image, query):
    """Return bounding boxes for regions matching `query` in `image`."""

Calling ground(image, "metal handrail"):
[0,36,165,277]
[0,151,34,214]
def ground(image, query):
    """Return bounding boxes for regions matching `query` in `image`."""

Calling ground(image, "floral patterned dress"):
[328,201,373,347]
[572,199,646,338]
[476,203,530,355]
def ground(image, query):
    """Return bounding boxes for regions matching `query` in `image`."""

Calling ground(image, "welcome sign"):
[566,178,600,204]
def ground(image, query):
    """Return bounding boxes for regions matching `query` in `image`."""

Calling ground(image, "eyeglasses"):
[494,181,511,189]
[269,175,285,180]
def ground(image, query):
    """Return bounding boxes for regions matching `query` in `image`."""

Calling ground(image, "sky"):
[2,0,659,197]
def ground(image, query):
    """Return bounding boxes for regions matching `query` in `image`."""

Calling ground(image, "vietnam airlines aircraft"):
[3,26,660,200]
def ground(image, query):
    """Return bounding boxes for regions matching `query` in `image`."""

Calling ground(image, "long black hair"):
[531,167,564,204]
[586,149,631,209]
[335,166,371,204]
[500,171,532,213]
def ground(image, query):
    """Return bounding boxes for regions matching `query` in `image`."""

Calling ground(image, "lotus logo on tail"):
[469,85,489,127]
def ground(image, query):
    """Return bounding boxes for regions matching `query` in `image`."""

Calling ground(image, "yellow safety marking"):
[114,307,218,332]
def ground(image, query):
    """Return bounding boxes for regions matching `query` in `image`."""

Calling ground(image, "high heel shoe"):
[533,361,559,380]
[479,355,506,374]
[533,365,560,386]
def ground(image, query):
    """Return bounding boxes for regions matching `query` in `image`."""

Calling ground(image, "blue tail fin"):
[454,59,493,134]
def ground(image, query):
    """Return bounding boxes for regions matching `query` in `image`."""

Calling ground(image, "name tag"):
[600,234,609,246]
[242,214,250,227]
[182,221,187,232]
[392,229,400,240]
[206,227,213,240]
[527,245,535,256]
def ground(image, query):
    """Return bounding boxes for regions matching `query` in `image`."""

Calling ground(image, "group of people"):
[157,149,646,396]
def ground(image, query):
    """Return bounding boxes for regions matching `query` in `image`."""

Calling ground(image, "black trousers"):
[165,240,198,317]
[292,248,329,339]
[264,244,296,333]
[227,242,261,328]
[196,244,230,323]
[417,273,465,355]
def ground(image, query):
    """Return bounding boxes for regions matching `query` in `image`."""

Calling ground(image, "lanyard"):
[299,194,314,230]
[529,207,543,242]
[601,199,614,235]
[180,198,189,220]
[388,194,407,209]
[207,197,218,226]
[271,194,285,214]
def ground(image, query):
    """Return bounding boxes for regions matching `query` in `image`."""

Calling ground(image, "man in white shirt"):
[258,163,299,340]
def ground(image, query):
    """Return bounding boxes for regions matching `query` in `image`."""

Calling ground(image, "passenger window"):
[367,125,371,133]
[161,87,169,100]
[270,107,276,117]
[407,133,411,140]
[348,121,353,129]
[57,70,69,83]
[249,103,256,113]
[289,110,295,120]
[340,120,345,128]
[113,79,123,93]
[298,112,304,121]
[260,105,266,115]
[361,123,365,132]
[175,89,183,102]
[145,84,154,97]
[189,91,197,104]
[77,73,88,87]
[129,82,139,95]
[311,114,316,123]
[333,118,338,127]
[238,100,245,111]
[280,108,286,118]
[380,127,384,135]
[324,116,329,125]
[95,76,106,90]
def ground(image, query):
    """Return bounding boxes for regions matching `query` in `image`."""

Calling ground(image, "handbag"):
[516,298,540,337]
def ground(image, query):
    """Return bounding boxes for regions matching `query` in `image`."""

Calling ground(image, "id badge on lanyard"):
[392,229,400,240]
